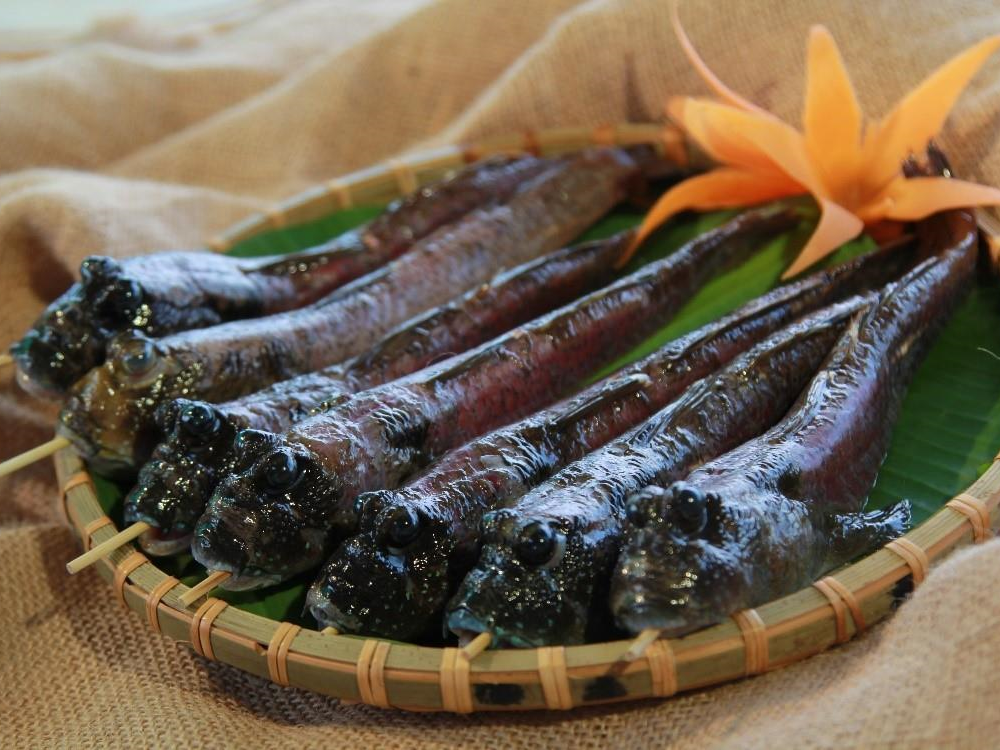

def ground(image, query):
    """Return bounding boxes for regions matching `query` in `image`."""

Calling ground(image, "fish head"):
[190,432,340,590]
[56,331,184,474]
[306,491,456,639]
[611,481,750,637]
[12,257,146,396]
[124,400,238,555]
[446,510,595,648]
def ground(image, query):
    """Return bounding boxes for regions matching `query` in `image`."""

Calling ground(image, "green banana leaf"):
[90,201,1000,625]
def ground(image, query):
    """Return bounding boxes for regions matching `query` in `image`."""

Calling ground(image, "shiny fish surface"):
[58,148,646,473]
[307,241,915,640]
[11,156,548,396]
[191,206,796,591]
[611,206,977,638]
[125,232,633,555]
[445,295,870,647]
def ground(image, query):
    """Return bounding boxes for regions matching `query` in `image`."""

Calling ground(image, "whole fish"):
[58,147,649,474]
[445,295,872,648]
[191,206,797,591]
[307,243,915,640]
[125,232,633,555]
[10,156,549,397]
[610,206,976,637]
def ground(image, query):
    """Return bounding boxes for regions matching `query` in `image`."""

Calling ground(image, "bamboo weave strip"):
[591,123,617,146]
[355,640,391,708]
[264,204,288,229]
[268,622,301,686]
[817,575,866,635]
[326,178,354,209]
[885,538,930,585]
[947,493,992,543]
[733,609,769,676]
[114,551,147,608]
[59,471,92,527]
[522,130,542,156]
[388,158,418,196]
[438,648,474,713]
[190,598,227,660]
[537,646,572,710]
[82,517,113,550]
[812,578,851,644]
[146,576,179,634]
[646,639,678,697]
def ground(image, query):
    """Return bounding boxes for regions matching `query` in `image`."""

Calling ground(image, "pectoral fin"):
[824,501,912,569]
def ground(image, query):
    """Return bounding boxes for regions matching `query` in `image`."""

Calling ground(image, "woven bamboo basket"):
[56,123,1000,713]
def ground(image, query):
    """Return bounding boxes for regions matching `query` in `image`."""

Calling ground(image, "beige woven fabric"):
[1,1,999,746]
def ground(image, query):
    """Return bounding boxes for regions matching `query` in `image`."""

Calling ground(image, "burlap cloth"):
[2,1,999,746]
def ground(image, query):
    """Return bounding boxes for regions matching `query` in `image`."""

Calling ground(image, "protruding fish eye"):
[624,486,668,528]
[671,483,708,534]
[261,449,300,493]
[480,509,516,543]
[378,506,421,550]
[355,491,388,530]
[118,337,158,377]
[179,402,220,439]
[513,520,558,567]
[233,429,272,460]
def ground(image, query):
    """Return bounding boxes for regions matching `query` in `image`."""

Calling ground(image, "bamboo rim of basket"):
[57,123,1000,713]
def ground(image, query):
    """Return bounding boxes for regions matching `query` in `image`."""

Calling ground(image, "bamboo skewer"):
[179,570,231,607]
[66,521,151,573]
[460,631,492,661]
[0,436,70,477]
[624,628,662,661]
[0,353,12,368]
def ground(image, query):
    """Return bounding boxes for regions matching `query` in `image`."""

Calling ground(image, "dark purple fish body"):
[611,207,977,638]
[124,232,633,555]
[11,156,549,397]
[58,148,647,473]
[191,206,797,591]
[444,295,872,647]
[306,242,915,640]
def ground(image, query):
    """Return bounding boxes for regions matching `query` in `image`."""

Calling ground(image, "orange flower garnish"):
[625,7,1000,277]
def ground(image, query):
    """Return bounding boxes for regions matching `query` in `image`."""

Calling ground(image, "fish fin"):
[824,501,912,569]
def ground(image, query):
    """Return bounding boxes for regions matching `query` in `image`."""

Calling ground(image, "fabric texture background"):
[1,1,999,747]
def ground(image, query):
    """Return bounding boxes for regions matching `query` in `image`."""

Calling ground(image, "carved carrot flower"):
[626,11,1000,277]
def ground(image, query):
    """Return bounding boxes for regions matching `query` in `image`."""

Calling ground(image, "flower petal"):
[670,97,788,175]
[674,98,823,194]
[782,199,864,278]
[877,176,1000,220]
[671,3,769,116]
[803,26,862,201]
[619,168,801,266]
[864,34,1000,193]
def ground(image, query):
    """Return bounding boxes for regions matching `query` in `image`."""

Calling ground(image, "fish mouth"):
[447,607,537,649]
[612,591,710,639]
[447,606,493,647]
[138,527,192,556]
[305,589,362,632]
[190,509,283,591]
[57,419,136,477]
